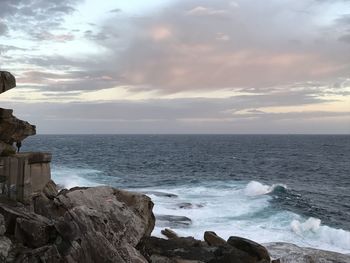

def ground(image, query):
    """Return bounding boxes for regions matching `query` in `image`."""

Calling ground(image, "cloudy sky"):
[0,0,349,134]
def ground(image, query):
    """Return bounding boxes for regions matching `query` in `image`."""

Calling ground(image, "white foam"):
[52,167,102,189]
[290,218,350,252]
[140,181,350,254]
[244,181,287,196]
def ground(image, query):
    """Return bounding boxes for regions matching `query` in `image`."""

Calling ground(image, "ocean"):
[22,135,350,253]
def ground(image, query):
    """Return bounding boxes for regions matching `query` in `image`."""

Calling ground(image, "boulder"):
[227,236,271,262]
[0,71,16,94]
[161,228,179,239]
[265,242,350,263]
[204,231,226,246]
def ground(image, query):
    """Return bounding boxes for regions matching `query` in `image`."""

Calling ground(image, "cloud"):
[0,21,8,35]
[186,6,228,16]
[109,8,122,13]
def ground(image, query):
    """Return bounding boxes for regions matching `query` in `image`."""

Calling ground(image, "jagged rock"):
[204,231,226,246]
[0,71,16,94]
[265,242,350,263]
[43,180,59,199]
[0,235,12,260]
[50,186,154,262]
[161,228,179,239]
[0,108,36,147]
[227,236,271,262]
[0,214,6,235]
[0,186,155,262]
[138,235,267,263]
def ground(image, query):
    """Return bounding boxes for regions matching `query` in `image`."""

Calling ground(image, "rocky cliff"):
[0,71,36,156]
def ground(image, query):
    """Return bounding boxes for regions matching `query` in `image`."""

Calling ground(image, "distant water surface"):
[23,135,350,253]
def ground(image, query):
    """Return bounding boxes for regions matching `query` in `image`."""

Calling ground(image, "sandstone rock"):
[43,180,59,199]
[227,236,271,262]
[0,71,16,94]
[0,141,16,156]
[0,108,36,146]
[0,186,155,262]
[204,231,226,246]
[50,186,155,262]
[161,228,179,239]
[265,242,350,263]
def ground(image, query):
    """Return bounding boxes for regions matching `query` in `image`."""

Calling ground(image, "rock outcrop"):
[0,71,16,94]
[0,72,36,156]
[265,242,350,263]
[0,183,155,262]
[138,231,271,263]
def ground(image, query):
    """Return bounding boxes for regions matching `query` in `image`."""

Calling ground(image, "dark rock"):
[15,215,56,248]
[176,203,204,209]
[227,236,270,262]
[161,228,179,239]
[0,107,36,150]
[0,235,12,260]
[143,191,178,198]
[0,71,16,94]
[156,215,192,227]
[204,231,226,246]
[43,180,59,199]
[0,214,5,235]
[138,236,214,262]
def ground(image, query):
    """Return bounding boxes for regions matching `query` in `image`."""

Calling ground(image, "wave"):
[244,181,287,196]
[52,167,102,189]
[291,217,350,251]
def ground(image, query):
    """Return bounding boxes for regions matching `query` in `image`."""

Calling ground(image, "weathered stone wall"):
[0,153,51,204]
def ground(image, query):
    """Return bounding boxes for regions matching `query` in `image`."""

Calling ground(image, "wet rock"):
[156,215,192,227]
[265,242,350,263]
[0,71,16,94]
[138,236,214,262]
[161,228,179,239]
[227,236,271,262]
[204,231,226,246]
[144,191,178,198]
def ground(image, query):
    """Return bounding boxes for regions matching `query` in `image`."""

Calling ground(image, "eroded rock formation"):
[0,182,155,262]
[0,71,16,94]
[0,71,36,156]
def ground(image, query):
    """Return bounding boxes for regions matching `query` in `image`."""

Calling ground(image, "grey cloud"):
[339,34,350,43]
[109,8,122,13]
[0,22,8,35]
[84,0,350,94]
[1,0,81,36]
[2,96,349,134]
[0,44,25,54]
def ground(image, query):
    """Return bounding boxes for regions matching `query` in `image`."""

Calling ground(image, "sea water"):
[22,135,350,253]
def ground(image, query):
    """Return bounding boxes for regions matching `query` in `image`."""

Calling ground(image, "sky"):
[0,0,350,134]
